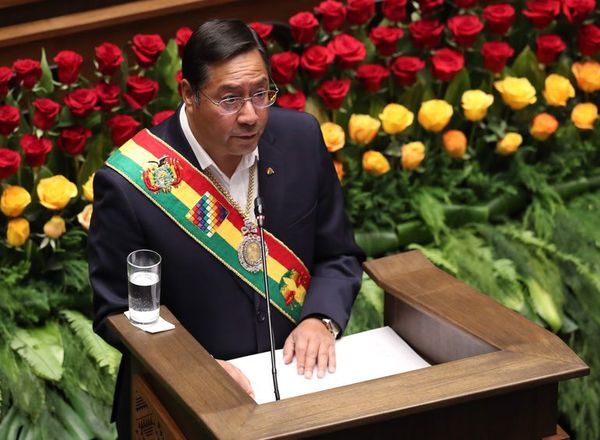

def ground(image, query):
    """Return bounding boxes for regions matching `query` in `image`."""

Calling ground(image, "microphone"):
[254,196,280,401]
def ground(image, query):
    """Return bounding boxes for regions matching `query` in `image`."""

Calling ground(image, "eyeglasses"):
[198,86,279,115]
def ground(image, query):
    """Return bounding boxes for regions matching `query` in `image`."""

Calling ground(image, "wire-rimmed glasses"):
[199,87,279,115]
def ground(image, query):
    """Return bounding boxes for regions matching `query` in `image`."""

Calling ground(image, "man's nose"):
[237,99,259,124]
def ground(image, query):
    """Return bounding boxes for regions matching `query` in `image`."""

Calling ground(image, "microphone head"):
[254,196,264,216]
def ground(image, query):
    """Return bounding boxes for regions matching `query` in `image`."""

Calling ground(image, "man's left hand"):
[282,317,336,379]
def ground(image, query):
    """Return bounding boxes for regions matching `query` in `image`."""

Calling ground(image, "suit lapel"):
[156,106,202,170]
[257,126,285,233]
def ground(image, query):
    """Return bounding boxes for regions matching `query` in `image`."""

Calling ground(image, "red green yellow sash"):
[106,129,309,324]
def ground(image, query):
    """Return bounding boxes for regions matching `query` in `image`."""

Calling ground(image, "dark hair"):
[182,19,270,94]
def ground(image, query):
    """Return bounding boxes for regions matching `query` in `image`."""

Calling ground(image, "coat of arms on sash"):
[142,155,183,193]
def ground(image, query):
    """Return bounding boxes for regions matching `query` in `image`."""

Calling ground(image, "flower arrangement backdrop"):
[1,0,600,438]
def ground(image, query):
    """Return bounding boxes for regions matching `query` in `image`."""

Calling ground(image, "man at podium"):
[88,19,364,438]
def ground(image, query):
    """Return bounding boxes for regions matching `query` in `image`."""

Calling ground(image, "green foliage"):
[10,322,64,382]
[345,273,384,336]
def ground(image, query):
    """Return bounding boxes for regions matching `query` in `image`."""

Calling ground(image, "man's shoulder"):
[267,106,319,131]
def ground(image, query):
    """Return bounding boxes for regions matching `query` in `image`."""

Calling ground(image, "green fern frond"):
[60,310,121,376]
[10,322,64,382]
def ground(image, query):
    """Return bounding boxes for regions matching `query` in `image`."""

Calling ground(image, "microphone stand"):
[254,196,280,401]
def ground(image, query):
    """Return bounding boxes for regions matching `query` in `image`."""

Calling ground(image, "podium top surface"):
[108,251,588,439]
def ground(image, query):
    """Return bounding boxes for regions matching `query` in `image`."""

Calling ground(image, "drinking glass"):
[127,249,161,324]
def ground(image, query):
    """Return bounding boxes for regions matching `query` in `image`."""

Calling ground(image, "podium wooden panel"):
[108,251,588,439]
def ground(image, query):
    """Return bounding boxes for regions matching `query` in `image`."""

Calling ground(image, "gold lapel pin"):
[266,167,275,176]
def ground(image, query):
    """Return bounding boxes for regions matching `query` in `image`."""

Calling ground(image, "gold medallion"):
[238,219,267,273]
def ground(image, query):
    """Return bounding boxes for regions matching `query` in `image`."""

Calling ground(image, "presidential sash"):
[106,129,309,324]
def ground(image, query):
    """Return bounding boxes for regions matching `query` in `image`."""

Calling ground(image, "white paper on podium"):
[228,326,431,404]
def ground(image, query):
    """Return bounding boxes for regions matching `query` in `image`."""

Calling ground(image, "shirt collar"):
[178,105,259,175]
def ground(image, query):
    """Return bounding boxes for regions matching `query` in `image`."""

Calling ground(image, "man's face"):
[182,49,270,170]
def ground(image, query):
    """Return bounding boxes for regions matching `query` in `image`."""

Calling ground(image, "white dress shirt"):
[179,106,258,222]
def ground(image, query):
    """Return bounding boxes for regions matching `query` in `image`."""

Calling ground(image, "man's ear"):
[181,79,197,108]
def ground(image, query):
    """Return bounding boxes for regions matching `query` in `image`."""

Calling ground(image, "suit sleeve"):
[298,116,365,332]
[88,167,146,350]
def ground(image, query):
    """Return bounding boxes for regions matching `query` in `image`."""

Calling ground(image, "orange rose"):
[442,130,467,158]
[362,150,390,175]
[530,113,558,141]
[333,160,344,181]
[401,141,425,170]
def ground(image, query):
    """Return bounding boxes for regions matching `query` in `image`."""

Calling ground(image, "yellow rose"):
[320,122,345,153]
[37,175,78,210]
[496,132,523,155]
[530,113,559,141]
[571,61,600,93]
[401,141,426,170]
[418,100,453,133]
[461,90,494,122]
[442,130,467,158]
[1,186,32,217]
[82,173,94,202]
[543,74,575,107]
[333,160,344,182]
[571,102,598,130]
[6,217,30,247]
[494,77,537,110]
[362,150,390,175]
[43,215,66,239]
[349,114,381,144]
[378,103,414,135]
[78,204,94,231]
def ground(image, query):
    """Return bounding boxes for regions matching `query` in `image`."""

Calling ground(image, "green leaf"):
[304,95,328,124]
[38,48,55,95]
[354,230,399,257]
[10,322,64,382]
[510,46,545,93]
[77,132,106,187]
[61,310,121,376]
[444,69,471,107]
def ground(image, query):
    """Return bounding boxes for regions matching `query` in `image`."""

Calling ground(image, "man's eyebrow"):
[216,79,269,94]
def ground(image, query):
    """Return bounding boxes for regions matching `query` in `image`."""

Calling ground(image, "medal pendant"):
[238,219,266,273]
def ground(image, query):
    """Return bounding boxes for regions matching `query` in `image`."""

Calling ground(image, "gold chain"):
[204,162,256,221]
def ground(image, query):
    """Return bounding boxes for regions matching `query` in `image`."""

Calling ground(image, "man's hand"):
[216,359,255,399]
[283,317,336,379]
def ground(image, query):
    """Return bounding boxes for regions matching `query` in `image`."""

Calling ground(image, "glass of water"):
[127,249,161,324]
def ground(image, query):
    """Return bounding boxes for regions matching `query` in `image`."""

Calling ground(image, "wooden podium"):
[108,251,588,439]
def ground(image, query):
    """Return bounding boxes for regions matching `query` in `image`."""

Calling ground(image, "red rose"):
[57,126,92,156]
[20,134,52,168]
[390,56,426,86]
[327,33,367,69]
[107,115,141,146]
[271,52,300,85]
[455,0,477,7]
[32,98,60,131]
[483,4,515,35]
[64,89,98,118]
[418,0,444,15]
[563,0,595,24]
[448,15,484,48]
[346,0,375,26]
[277,91,306,112]
[356,64,390,92]
[0,67,13,99]
[53,50,83,85]
[382,0,407,22]
[409,20,444,50]
[481,41,514,74]
[175,27,193,57]
[12,59,42,89]
[131,34,166,68]
[95,42,124,76]
[289,12,319,45]
[175,70,183,96]
[315,1,346,32]
[431,48,465,81]
[369,27,404,57]
[124,76,159,109]
[578,24,600,57]
[0,148,21,180]
[536,34,566,65]
[151,110,175,127]
[317,79,351,109]
[0,105,20,136]
[249,22,274,43]
[95,81,121,111]
[523,0,560,29]
[300,45,334,78]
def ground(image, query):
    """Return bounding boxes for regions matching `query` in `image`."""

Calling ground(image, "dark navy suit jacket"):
[89,106,364,437]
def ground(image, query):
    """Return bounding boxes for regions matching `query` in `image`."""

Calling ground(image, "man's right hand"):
[216,359,255,399]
